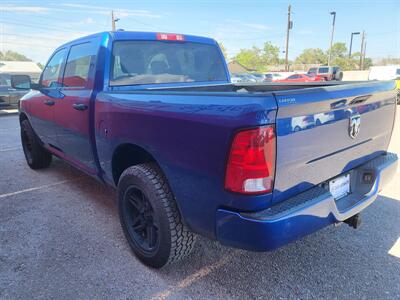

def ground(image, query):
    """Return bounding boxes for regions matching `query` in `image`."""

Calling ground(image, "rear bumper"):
[216,152,398,251]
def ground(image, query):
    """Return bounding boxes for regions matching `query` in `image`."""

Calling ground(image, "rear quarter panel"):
[94,91,277,238]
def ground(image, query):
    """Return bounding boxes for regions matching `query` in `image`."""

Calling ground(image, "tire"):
[335,71,343,81]
[20,119,52,169]
[118,163,196,268]
[294,125,301,132]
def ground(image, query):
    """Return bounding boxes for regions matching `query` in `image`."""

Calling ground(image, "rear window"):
[396,69,400,76]
[110,41,227,86]
[63,42,95,88]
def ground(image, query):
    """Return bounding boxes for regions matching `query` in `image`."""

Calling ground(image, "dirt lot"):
[0,114,399,299]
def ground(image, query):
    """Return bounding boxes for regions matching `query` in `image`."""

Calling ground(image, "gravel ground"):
[0,114,399,299]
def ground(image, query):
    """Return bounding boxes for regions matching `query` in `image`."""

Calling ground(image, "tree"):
[328,42,347,60]
[295,48,327,64]
[376,57,400,65]
[37,62,44,70]
[234,46,263,71]
[325,43,373,70]
[233,42,280,71]
[363,57,373,69]
[0,50,32,61]
[262,42,280,66]
[218,43,228,59]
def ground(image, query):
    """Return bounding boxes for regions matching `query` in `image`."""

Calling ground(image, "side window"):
[41,49,67,88]
[63,42,95,88]
[0,74,11,87]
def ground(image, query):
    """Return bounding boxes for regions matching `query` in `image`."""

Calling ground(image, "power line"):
[0,40,55,49]
[4,13,83,24]
[0,20,79,33]
[0,32,67,41]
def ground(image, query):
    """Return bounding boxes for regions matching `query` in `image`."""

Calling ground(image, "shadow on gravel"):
[1,153,399,299]
[62,162,400,299]
[153,195,400,299]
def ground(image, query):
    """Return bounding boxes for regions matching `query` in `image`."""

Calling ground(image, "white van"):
[368,65,400,81]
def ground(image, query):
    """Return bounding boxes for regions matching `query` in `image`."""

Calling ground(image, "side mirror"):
[11,75,32,89]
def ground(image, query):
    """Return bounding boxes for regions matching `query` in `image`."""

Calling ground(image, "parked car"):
[264,73,285,82]
[291,115,315,131]
[251,73,269,82]
[13,31,398,268]
[368,66,400,105]
[275,73,324,82]
[0,73,30,108]
[230,74,245,83]
[307,66,343,81]
[368,65,400,81]
[230,73,258,83]
[315,112,335,125]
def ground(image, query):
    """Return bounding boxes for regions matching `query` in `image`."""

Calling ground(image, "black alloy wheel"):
[122,186,159,254]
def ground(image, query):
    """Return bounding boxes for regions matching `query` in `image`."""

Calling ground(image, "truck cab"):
[307,66,343,81]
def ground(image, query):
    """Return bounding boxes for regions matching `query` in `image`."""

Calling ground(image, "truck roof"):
[56,31,218,51]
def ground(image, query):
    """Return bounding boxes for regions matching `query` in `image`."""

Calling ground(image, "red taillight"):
[225,126,276,194]
[156,33,185,41]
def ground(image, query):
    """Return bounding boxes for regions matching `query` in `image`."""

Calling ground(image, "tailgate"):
[273,81,397,203]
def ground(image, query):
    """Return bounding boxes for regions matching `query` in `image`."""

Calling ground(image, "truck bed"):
[131,81,361,93]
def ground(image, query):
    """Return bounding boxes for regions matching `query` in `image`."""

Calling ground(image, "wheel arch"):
[111,143,162,186]
[111,143,193,231]
[19,112,28,123]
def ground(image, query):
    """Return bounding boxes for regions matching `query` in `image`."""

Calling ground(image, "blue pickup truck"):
[12,31,398,268]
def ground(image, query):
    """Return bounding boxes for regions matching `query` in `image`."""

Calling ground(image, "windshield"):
[307,68,317,74]
[110,40,227,86]
[0,74,11,87]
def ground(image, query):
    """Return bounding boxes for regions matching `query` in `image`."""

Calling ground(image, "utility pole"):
[285,5,292,72]
[327,11,336,66]
[362,41,367,69]
[348,32,360,58]
[111,10,120,31]
[359,30,365,70]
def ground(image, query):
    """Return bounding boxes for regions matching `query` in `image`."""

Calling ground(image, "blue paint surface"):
[19,31,398,248]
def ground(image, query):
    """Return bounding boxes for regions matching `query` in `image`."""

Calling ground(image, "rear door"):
[273,81,397,203]
[54,41,98,174]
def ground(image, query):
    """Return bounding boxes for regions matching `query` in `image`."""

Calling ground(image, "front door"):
[54,41,97,174]
[28,48,67,145]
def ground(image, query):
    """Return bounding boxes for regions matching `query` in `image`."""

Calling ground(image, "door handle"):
[44,100,55,106]
[72,103,88,111]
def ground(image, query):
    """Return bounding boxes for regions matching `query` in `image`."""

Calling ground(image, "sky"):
[0,0,399,63]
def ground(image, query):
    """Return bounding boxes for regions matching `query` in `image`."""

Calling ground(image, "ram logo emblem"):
[349,114,361,139]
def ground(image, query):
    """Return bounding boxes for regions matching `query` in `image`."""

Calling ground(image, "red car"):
[276,73,324,82]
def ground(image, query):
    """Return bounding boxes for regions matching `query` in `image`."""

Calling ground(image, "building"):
[0,61,42,82]
[227,60,255,74]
